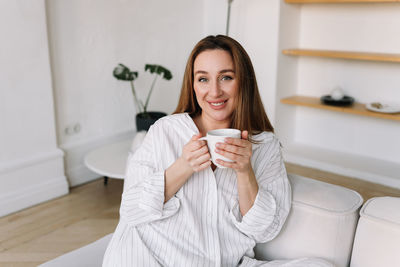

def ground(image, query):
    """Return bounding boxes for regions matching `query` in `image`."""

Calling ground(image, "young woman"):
[103,35,332,267]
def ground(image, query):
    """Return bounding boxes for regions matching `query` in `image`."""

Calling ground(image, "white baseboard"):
[0,149,64,174]
[0,176,69,217]
[284,142,400,189]
[0,150,69,217]
[60,129,135,187]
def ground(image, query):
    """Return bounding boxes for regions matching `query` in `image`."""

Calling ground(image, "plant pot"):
[136,111,167,131]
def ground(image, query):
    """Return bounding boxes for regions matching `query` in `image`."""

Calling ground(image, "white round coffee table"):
[84,132,147,184]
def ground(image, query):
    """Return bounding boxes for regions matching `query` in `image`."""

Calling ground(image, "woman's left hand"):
[215,130,252,174]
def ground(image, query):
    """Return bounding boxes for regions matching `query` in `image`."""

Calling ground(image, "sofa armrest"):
[255,174,363,267]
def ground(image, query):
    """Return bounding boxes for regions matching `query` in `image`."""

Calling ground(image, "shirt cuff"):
[138,171,179,218]
[230,189,278,241]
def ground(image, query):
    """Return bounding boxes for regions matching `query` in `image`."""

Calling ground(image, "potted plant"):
[113,63,173,131]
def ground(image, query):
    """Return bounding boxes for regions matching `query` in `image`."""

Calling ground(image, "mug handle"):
[198,136,212,162]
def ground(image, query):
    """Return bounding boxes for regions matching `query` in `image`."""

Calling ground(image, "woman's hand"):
[180,133,211,174]
[165,134,211,202]
[215,130,258,215]
[215,130,252,174]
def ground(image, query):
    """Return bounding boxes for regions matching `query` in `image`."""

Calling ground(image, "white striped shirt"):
[103,113,328,267]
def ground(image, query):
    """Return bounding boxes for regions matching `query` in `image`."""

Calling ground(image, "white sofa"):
[39,174,400,267]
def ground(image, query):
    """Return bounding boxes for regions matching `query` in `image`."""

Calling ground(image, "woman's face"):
[193,49,238,125]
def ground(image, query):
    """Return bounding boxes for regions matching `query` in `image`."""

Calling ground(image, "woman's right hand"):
[164,134,211,202]
[180,133,211,173]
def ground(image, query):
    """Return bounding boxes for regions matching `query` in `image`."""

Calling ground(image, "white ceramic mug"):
[199,128,241,168]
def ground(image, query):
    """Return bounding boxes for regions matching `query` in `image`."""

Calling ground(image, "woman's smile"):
[208,99,228,109]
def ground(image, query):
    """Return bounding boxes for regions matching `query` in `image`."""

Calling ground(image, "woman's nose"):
[209,79,223,97]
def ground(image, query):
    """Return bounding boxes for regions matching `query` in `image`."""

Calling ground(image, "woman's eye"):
[221,75,233,81]
[198,77,208,82]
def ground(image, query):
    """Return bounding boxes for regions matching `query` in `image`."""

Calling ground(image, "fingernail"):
[216,143,221,148]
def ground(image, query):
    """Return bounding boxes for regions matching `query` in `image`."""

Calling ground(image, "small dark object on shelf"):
[321,95,355,107]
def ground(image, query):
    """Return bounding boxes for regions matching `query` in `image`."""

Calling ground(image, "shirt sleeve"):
[229,136,291,243]
[119,122,180,227]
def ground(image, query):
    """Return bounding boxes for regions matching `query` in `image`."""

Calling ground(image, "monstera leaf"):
[113,64,138,81]
[145,64,173,80]
[113,63,173,114]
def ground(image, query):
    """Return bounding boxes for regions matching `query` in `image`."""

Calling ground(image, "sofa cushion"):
[289,174,363,213]
[255,174,363,267]
[350,197,400,267]
[360,196,400,224]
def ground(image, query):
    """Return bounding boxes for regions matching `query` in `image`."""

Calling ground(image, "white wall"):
[203,0,227,35]
[46,0,205,185]
[204,0,281,125]
[0,0,69,216]
[230,0,281,125]
[274,2,301,145]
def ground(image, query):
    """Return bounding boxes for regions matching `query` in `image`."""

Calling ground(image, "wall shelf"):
[281,95,400,121]
[285,0,400,3]
[282,49,400,63]
[277,0,400,188]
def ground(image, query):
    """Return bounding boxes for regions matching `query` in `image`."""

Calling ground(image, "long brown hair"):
[174,35,274,138]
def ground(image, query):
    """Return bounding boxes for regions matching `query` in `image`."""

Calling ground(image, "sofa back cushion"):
[350,197,400,267]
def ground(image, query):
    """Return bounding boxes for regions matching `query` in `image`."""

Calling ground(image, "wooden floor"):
[0,178,124,267]
[1,164,400,266]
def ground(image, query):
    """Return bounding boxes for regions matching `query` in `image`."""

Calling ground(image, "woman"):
[103,35,332,267]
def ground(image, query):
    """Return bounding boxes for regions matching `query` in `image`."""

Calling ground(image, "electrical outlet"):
[64,126,74,135]
[64,123,82,135]
[73,123,81,133]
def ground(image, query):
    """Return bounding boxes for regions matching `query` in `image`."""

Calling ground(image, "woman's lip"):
[208,100,228,110]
